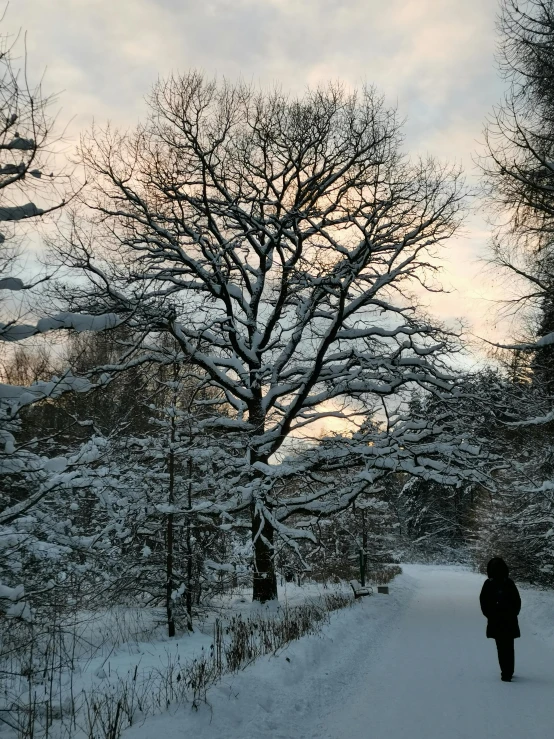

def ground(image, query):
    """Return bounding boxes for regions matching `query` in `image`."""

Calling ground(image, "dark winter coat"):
[479,558,521,640]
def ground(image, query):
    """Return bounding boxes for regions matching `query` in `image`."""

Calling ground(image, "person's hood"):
[487,557,509,580]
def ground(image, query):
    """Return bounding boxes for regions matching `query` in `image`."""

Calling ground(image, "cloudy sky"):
[11,0,510,344]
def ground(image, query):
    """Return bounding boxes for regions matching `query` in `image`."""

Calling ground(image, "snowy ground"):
[123,565,554,739]
[0,580,352,739]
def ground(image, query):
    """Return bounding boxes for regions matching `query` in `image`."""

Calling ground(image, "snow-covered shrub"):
[0,20,123,626]
[0,588,353,738]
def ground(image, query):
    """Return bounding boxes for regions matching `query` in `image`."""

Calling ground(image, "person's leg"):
[495,637,514,680]
[505,637,515,678]
[494,637,504,676]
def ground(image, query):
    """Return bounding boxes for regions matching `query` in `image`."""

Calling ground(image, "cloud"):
[11,1,503,131]
[7,0,509,338]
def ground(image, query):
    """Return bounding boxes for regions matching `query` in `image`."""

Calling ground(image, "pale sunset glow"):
[12,0,508,341]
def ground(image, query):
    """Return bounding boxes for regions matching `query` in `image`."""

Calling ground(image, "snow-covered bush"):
[0,21,120,625]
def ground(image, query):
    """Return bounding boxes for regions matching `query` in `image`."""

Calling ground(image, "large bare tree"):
[58,75,467,601]
[481,0,554,347]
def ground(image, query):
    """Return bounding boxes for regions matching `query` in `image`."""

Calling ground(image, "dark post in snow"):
[359,548,366,588]
[361,506,368,587]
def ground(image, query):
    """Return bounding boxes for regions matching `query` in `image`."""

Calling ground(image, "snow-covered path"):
[125,565,554,739]
[316,565,554,739]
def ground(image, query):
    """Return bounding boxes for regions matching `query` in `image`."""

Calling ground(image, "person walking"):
[479,557,521,682]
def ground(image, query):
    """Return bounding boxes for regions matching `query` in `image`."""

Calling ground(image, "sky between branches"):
[11,0,512,345]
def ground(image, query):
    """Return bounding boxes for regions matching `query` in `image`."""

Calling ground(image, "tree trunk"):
[166,508,175,637]
[249,400,278,603]
[165,365,177,638]
[251,508,278,602]
[185,455,194,631]
[361,506,368,587]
